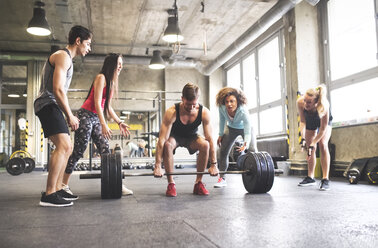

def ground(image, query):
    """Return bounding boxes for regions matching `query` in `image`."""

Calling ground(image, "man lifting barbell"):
[153,83,219,197]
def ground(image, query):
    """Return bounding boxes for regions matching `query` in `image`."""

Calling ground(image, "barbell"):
[80,151,283,199]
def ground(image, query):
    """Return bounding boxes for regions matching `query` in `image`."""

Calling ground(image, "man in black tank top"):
[34,26,92,207]
[154,83,219,197]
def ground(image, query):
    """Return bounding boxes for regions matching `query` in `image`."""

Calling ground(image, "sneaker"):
[193,181,209,195]
[122,185,134,196]
[39,192,73,207]
[298,176,316,186]
[62,183,73,195]
[166,183,177,197]
[56,189,79,201]
[214,177,227,188]
[319,179,330,191]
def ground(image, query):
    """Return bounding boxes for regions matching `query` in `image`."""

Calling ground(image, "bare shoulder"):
[201,106,211,122]
[296,96,304,107]
[51,50,71,69]
[163,105,177,123]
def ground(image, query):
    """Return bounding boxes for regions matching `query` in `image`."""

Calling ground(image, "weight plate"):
[261,152,275,193]
[23,157,35,173]
[6,158,26,176]
[109,153,122,199]
[101,154,111,199]
[242,152,261,193]
[255,152,269,193]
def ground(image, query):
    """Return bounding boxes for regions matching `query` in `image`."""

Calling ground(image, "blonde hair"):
[305,84,329,118]
[215,87,247,107]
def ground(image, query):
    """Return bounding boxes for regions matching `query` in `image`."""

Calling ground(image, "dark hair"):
[215,87,247,107]
[68,25,92,45]
[182,83,200,101]
[85,53,122,117]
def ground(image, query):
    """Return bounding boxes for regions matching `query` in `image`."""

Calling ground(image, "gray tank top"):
[34,48,73,113]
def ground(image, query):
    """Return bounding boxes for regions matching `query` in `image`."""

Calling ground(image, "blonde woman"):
[297,84,333,190]
[214,87,257,188]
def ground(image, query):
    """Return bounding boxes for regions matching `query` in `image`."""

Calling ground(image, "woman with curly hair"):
[214,87,257,188]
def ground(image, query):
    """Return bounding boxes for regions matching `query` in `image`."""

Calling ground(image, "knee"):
[60,142,73,157]
[198,140,209,153]
[163,141,174,154]
[319,143,329,155]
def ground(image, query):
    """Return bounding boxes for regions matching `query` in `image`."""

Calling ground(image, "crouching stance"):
[153,83,219,197]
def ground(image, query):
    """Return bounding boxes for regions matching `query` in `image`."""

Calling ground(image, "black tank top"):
[170,103,203,137]
[304,109,333,130]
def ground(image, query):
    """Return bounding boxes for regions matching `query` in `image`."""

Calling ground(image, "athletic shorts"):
[171,134,200,155]
[36,104,69,138]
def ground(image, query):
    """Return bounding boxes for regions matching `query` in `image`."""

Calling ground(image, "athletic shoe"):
[193,181,209,195]
[39,192,73,207]
[214,177,227,188]
[319,179,330,191]
[122,185,134,196]
[62,183,73,195]
[298,176,316,186]
[56,189,79,201]
[166,183,177,197]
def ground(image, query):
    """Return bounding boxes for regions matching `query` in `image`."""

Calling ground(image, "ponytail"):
[305,84,329,118]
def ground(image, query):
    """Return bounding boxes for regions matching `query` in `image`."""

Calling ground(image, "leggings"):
[65,108,110,174]
[217,126,256,178]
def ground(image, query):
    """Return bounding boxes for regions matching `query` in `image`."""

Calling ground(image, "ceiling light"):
[27,1,51,36]
[162,16,184,43]
[8,94,20,98]
[149,50,166,70]
[122,111,131,115]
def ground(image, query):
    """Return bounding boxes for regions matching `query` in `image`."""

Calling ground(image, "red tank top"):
[81,85,107,113]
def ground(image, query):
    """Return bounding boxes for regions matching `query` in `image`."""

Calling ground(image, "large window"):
[226,33,286,136]
[324,0,378,126]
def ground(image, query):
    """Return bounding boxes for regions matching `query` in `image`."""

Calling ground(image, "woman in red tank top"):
[62,53,133,196]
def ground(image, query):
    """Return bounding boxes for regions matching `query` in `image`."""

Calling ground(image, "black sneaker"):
[56,189,79,201]
[319,179,330,191]
[39,192,73,207]
[298,176,316,186]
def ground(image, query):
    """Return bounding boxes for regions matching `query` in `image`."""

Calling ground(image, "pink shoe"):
[166,183,177,197]
[193,181,209,195]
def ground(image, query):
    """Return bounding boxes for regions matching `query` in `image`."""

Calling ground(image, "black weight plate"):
[101,154,111,199]
[109,153,122,199]
[236,152,248,170]
[242,152,261,193]
[261,152,275,193]
[23,157,35,173]
[6,158,26,176]
[254,152,269,193]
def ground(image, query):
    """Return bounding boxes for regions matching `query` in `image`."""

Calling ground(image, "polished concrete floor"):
[0,169,377,248]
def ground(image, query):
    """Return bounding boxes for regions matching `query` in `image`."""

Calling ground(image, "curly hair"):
[215,87,247,107]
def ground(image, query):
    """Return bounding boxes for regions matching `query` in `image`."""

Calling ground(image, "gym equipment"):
[6,150,35,175]
[346,158,369,184]
[80,151,282,199]
[23,157,36,173]
[6,158,26,175]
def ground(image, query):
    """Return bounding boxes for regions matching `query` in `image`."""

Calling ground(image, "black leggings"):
[65,108,110,174]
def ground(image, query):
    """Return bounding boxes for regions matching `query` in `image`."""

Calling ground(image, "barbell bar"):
[80,151,282,199]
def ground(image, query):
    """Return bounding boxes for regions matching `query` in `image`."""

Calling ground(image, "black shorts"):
[171,134,200,155]
[36,104,69,138]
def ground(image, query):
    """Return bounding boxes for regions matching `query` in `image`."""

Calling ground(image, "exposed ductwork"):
[200,0,303,75]
[0,0,303,74]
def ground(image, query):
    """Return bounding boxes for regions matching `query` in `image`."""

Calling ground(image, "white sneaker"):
[214,177,227,188]
[62,183,73,195]
[122,185,133,196]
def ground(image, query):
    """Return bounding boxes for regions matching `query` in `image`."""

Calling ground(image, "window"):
[324,0,378,126]
[226,63,241,89]
[226,33,286,136]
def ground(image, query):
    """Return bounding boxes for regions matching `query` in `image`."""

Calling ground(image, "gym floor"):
[0,169,377,248]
